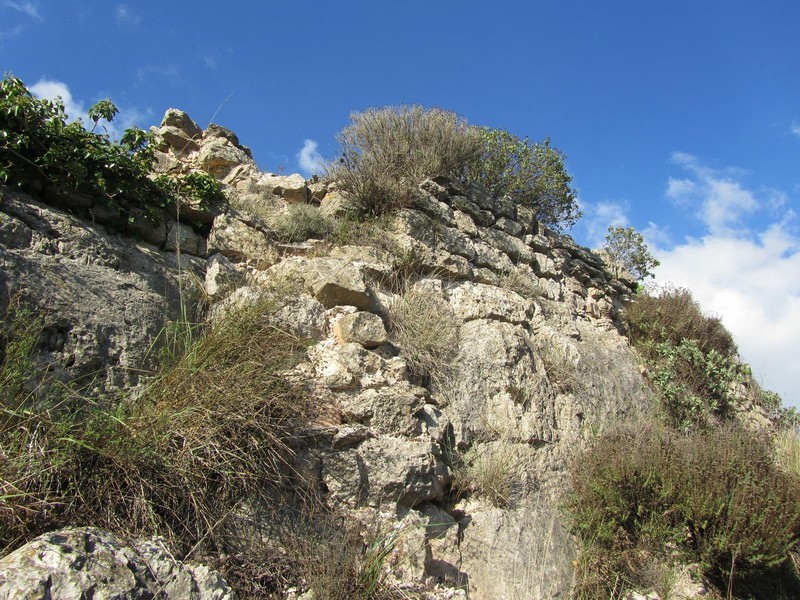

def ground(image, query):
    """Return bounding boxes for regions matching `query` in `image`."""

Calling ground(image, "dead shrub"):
[329,105,482,217]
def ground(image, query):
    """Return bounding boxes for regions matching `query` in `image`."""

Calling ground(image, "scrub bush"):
[566,423,800,598]
[0,75,168,225]
[465,128,581,229]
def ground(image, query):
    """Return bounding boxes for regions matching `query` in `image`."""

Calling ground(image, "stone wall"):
[0,108,653,599]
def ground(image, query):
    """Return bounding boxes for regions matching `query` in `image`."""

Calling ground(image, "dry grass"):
[0,295,312,560]
[329,105,482,217]
[451,438,524,507]
[387,286,459,384]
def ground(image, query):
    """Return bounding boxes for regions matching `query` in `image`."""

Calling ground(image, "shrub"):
[465,128,581,229]
[602,225,660,280]
[625,286,752,428]
[329,105,483,217]
[627,285,736,358]
[566,423,800,598]
[274,203,334,242]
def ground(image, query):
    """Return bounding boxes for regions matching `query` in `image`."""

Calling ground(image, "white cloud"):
[792,122,800,138]
[654,156,800,408]
[297,139,324,176]
[668,152,758,235]
[3,1,41,19]
[114,4,140,25]
[30,78,151,141]
[30,79,85,122]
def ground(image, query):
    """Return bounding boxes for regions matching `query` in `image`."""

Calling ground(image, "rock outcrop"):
[0,108,654,599]
[0,527,236,599]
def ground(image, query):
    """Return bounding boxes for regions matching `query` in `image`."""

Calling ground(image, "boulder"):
[207,212,275,265]
[333,311,387,348]
[269,256,372,309]
[0,527,236,600]
[257,173,309,203]
[161,108,203,139]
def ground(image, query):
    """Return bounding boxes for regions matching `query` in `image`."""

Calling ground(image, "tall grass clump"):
[330,105,483,217]
[0,295,311,559]
[566,422,800,599]
[387,286,459,384]
[274,203,334,242]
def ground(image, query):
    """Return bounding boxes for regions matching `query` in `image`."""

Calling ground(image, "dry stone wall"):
[0,108,653,599]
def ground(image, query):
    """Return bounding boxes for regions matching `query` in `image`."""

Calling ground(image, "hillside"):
[1,85,798,599]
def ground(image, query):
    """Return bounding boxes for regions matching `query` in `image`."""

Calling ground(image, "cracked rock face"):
[0,189,204,394]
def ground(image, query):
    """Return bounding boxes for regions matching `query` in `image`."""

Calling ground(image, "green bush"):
[602,225,660,280]
[329,105,483,217]
[624,286,755,428]
[566,423,800,598]
[0,75,168,225]
[627,285,736,358]
[465,128,581,229]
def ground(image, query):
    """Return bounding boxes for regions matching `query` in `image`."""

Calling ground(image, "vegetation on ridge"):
[329,104,580,228]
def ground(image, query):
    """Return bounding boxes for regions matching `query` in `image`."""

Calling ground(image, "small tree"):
[465,128,581,230]
[602,225,659,280]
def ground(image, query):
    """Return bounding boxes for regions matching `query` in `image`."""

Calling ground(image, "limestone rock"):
[358,437,450,506]
[207,212,275,265]
[165,221,206,256]
[204,253,243,300]
[333,311,387,348]
[445,281,535,325]
[0,527,236,600]
[161,108,203,139]
[269,256,372,309]
[0,189,203,392]
[257,173,309,203]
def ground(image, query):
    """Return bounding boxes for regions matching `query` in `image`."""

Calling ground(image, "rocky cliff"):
[0,109,657,599]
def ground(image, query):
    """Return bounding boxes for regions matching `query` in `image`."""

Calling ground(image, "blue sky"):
[3,1,799,407]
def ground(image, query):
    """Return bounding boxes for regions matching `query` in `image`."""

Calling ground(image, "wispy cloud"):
[297,139,324,176]
[792,122,800,138]
[201,54,217,69]
[0,24,23,44]
[135,64,180,86]
[3,1,41,19]
[114,4,141,25]
[667,152,758,236]
[654,154,800,407]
